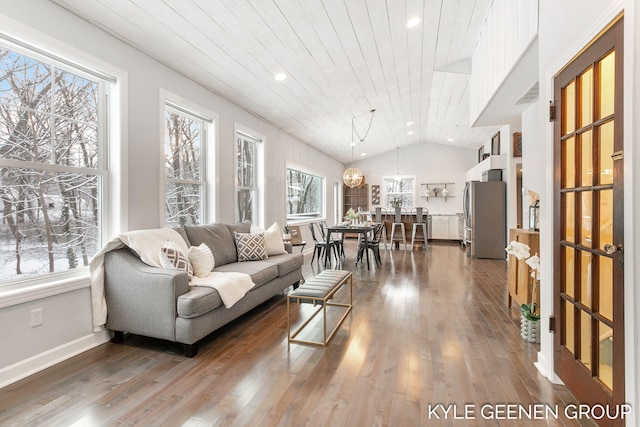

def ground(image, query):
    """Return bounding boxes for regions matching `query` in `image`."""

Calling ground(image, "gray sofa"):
[103,221,303,356]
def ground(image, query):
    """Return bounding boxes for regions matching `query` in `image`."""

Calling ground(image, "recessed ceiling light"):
[361,152,367,156]
[350,142,356,146]
[406,17,421,28]
[407,130,414,135]
[406,121,414,126]
[447,138,454,142]
[274,73,287,81]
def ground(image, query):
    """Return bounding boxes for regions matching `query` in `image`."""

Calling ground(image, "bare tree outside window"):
[0,46,104,283]
[164,107,204,226]
[286,167,323,221]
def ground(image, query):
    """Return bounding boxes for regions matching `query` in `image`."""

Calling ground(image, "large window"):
[384,177,415,209]
[0,42,110,284]
[286,166,324,221]
[235,130,262,224]
[164,103,208,226]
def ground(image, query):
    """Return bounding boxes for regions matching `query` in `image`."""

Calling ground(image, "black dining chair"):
[308,222,338,266]
[356,223,384,267]
[320,220,344,258]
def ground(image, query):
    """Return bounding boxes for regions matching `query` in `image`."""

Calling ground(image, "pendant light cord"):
[353,109,376,142]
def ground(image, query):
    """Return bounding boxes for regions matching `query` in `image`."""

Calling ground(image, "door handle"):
[604,243,624,254]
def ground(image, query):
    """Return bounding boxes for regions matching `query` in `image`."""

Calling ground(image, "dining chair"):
[308,222,337,266]
[356,223,384,267]
[320,220,344,258]
[411,207,428,250]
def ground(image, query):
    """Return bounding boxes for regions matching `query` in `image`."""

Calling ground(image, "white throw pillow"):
[188,243,215,278]
[263,222,287,256]
[159,240,193,280]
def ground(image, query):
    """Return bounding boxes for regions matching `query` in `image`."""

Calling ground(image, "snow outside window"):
[0,43,110,284]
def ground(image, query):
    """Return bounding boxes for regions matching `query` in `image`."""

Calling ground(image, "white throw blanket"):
[89,228,254,331]
[190,272,254,308]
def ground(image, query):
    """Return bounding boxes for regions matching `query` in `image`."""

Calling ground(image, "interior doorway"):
[553,16,624,426]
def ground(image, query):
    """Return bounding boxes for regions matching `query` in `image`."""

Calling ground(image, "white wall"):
[521,100,542,229]
[353,142,477,215]
[537,1,638,423]
[0,0,344,387]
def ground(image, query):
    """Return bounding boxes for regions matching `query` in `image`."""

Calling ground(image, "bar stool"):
[389,207,408,250]
[411,207,428,250]
[374,207,388,250]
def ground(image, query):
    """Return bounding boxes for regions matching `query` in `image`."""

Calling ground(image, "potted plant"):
[283,225,291,241]
[505,241,541,343]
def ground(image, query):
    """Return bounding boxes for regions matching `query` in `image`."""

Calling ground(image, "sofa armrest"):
[104,248,189,342]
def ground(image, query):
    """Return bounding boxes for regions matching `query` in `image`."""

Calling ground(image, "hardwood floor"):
[0,241,594,426]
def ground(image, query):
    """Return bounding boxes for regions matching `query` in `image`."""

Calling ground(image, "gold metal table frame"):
[287,270,353,347]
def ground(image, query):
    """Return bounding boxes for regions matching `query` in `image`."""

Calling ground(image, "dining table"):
[325,224,376,270]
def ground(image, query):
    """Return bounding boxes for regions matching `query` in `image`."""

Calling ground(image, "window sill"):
[0,272,90,309]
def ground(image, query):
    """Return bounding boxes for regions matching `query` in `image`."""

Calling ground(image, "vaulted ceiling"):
[51,0,500,164]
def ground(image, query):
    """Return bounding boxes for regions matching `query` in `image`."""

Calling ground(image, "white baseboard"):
[0,330,110,389]
[535,351,564,384]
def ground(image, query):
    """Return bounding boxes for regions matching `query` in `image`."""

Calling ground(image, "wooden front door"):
[553,17,624,425]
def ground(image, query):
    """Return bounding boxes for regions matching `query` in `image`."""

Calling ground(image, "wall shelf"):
[420,183,454,201]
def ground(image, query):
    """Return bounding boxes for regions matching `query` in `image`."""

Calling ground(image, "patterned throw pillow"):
[160,240,193,280]
[234,231,267,262]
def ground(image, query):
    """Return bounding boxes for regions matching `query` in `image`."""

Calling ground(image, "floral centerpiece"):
[344,208,360,224]
[390,197,403,208]
[505,240,541,342]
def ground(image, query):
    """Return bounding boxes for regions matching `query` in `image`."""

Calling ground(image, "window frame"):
[286,163,326,223]
[0,24,126,296]
[159,90,217,227]
[383,176,416,209]
[234,124,264,226]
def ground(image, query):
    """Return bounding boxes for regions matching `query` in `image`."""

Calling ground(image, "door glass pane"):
[579,67,593,128]
[563,81,576,135]
[563,136,575,188]
[564,192,575,242]
[580,250,592,307]
[580,130,593,187]
[564,300,575,354]
[580,191,592,247]
[599,256,613,321]
[598,51,615,119]
[598,121,614,185]
[564,246,575,298]
[598,322,613,390]
[599,189,613,248]
[580,310,592,368]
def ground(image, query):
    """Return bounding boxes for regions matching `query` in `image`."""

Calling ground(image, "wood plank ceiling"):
[51,0,499,164]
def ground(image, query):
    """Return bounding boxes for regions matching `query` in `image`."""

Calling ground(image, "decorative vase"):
[520,316,540,343]
[283,233,291,241]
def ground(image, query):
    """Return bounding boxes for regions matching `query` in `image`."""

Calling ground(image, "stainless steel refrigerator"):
[463,181,506,259]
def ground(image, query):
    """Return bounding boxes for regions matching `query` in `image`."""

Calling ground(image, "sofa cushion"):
[214,261,278,288]
[177,286,222,318]
[226,220,252,236]
[184,223,237,266]
[262,253,303,277]
[234,231,268,262]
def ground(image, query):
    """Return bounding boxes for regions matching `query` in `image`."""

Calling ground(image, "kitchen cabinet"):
[448,215,460,240]
[508,229,540,309]
[431,216,450,239]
